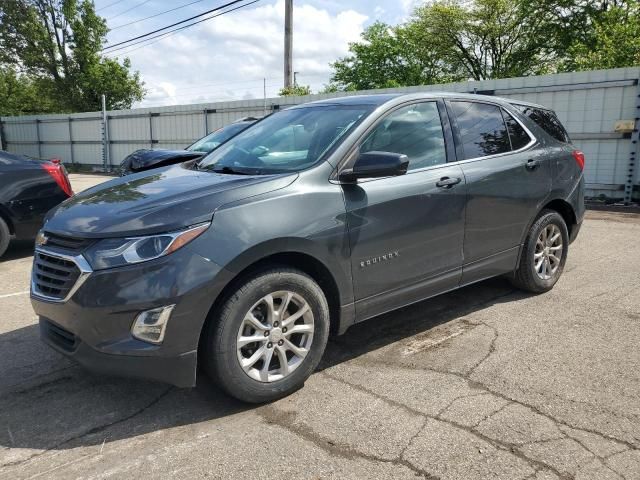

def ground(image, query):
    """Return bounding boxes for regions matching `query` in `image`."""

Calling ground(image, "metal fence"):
[1,67,638,202]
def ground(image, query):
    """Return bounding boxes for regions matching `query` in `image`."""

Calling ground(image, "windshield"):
[187,122,252,153]
[197,105,372,174]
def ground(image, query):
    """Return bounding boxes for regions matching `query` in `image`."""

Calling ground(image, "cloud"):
[115,1,368,108]
[400,0,418,14]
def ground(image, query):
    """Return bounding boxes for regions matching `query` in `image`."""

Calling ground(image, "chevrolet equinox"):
[31,93,584,403]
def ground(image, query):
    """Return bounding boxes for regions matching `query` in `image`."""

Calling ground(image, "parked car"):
[0,151,73,258]
[119,117,258,175]
[32,93,584,403]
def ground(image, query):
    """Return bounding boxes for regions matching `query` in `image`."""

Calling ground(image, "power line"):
[103,0,260,55]
[107,0,153,21]
[110,0,206,30]
[97,0,127,12]
[104,1,260,55]
[104,29,176,56]
[103,0,250,51]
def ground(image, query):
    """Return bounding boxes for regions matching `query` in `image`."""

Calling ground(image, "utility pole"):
[101,94,110,172]
[293,71,298,87]
[0,117,6,151]
[263,77,267,116]
[284,0,293,89]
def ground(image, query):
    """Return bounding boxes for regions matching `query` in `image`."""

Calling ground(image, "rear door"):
[512,105,583,207]
[342,100,467,320]
[446,100,551,285]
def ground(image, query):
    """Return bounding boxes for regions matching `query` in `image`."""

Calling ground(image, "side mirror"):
[339,151,409,182]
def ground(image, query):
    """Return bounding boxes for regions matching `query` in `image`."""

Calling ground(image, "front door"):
[342,101,467,321]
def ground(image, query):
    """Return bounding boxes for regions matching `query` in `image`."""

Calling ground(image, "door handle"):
[525,158,540,170]
[436,176,462,188]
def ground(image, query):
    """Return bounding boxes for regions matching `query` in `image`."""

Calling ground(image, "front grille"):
[33,252,81,300]
[44,232,93,253]
[41,319,77,352]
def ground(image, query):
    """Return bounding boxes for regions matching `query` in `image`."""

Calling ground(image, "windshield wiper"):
[210,165,255,175]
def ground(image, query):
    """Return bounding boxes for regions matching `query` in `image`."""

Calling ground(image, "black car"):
[119,118,257,175]
[0,151,73,258]
[32,93,584,403]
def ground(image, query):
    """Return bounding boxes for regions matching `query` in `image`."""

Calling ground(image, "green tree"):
[0,0,144,115]
[330,21,456,91]
[566,2,640,70]
[330,1,559,88]
[412,0,558,80]
[0,67,54,115]
[329,0,640,89]
[278,84,312,96]
[522,0,640,71]
[318,82,349,94]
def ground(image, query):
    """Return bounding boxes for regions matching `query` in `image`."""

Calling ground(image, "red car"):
[0,151,73,258]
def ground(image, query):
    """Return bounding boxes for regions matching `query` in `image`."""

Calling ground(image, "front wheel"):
[511,210,569,293]
[202,268,330,403]
[0,217,10,259]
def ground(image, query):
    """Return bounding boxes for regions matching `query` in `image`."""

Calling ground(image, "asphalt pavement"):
[0,174,638,479]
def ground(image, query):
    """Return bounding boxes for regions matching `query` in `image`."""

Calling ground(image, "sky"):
[97,0,418,108]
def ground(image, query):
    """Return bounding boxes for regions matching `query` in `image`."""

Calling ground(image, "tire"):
[510,209,569,293]
[202,267,330,403]
[0,216,10,259]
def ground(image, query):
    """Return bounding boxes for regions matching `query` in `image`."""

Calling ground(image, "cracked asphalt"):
[1,174,639,479]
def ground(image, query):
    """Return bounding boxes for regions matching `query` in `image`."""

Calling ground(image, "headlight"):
[84,222,210,270]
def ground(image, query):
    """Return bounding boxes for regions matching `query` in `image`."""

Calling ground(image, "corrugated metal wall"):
[1,67,638,200]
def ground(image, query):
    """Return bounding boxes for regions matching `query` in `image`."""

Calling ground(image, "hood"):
[123,149,205,171]
[44,164,297,238]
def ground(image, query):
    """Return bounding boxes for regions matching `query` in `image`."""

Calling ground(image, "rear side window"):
[502,110,531,150]
[450,101,511,159]
[513,105,570,143]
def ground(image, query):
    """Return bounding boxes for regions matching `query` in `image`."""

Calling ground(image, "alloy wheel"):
[236,291,314,382]
[534,223,563,280]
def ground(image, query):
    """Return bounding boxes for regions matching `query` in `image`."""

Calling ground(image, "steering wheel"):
[230,146,267,168]
[252,145,270,156]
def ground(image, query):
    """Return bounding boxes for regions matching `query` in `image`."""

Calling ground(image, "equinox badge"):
[360,251,399,268]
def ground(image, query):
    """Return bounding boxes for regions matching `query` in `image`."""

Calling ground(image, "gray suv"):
[31,93,584,403]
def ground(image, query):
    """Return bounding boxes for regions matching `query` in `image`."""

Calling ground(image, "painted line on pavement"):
[0,290,30,299]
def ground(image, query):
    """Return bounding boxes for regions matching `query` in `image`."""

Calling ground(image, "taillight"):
[572,150,585,171]
[42,161,74,197]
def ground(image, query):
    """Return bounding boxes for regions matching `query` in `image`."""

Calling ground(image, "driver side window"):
[360,102,446,171]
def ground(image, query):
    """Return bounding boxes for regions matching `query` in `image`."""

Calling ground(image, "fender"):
[515,194,578,268]
[201,163,354,306]
[519,193,579,246]
[216,236,354,307]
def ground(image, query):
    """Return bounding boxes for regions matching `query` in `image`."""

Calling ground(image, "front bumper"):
[40,317,197,387]
[31,244,233,388]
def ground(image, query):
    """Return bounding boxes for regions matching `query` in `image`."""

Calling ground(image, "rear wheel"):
[511,210,569,293]
[202,268,330,403]
[0,217,10,259]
